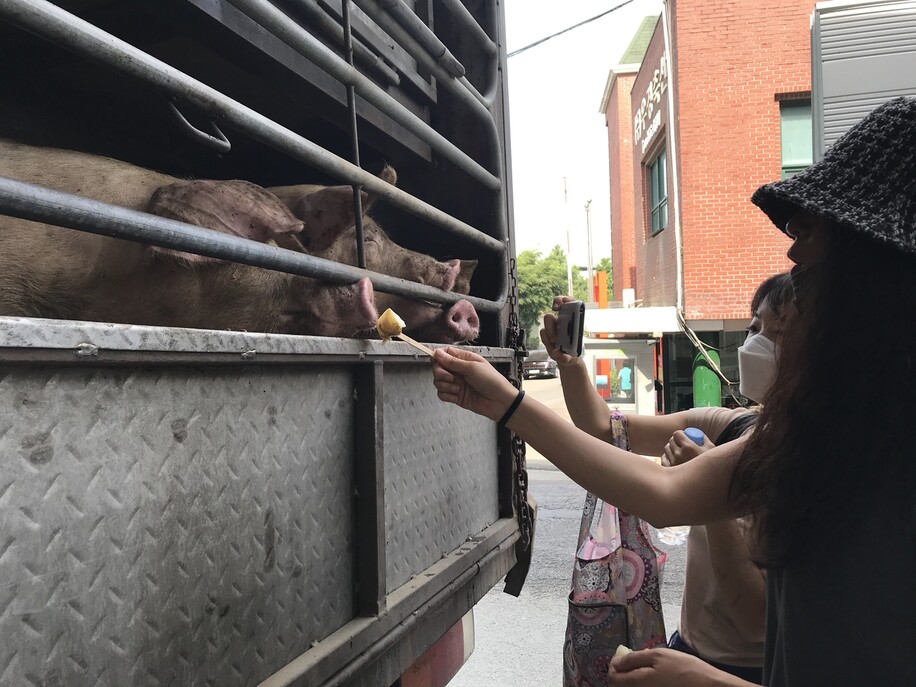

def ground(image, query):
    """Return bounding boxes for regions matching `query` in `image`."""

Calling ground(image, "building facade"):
[594,1,814,413]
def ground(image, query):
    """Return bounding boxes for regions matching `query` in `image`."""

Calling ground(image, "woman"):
[431,97,916,685]
[545,273,793,685]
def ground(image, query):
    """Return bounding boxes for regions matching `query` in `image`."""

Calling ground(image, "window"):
[648,149,668,235]
[780,100,812,179]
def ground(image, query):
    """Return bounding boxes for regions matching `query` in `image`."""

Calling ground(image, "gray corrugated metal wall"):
[812,0,916,158]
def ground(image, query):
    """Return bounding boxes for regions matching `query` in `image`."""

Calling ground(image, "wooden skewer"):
[395,333,435,357]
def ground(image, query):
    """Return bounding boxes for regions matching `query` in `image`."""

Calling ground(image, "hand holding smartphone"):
[555,300,585,357]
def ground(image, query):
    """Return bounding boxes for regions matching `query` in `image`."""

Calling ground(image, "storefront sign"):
[633,52,668,153]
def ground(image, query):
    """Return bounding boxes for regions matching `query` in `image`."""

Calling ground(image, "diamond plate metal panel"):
[383,366,499,592]
[0,365,356,687]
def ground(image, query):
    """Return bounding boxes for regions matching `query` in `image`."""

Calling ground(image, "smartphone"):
[555,300,585,357]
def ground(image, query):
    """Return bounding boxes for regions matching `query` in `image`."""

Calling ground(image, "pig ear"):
[292,185,369,253]
[453,259,478,295]
[146,180,306,263]
[291,166,396,252]
[363,164,397,213]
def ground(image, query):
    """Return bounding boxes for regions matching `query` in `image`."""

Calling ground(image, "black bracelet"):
[497,389,526,427]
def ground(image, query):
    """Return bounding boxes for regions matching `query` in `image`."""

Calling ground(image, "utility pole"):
[564,177,573,296]
[584,199,594,301]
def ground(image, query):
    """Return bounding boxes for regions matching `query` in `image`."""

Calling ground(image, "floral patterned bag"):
[562,413,667,686]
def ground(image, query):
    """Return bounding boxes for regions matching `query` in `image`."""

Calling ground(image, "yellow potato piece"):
[614,644,633,658]
[376,308,406,340]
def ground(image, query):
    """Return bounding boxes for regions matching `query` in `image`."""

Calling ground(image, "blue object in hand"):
[685,427,705,446]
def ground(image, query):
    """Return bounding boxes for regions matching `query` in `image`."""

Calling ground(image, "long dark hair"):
[750,272,794,324]
[731,229,916,567]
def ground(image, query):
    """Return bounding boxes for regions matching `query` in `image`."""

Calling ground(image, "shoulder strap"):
[716,411,758,445]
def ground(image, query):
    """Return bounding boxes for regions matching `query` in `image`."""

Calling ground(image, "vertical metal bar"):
[496,426,515,518]
[354,361,387,615]
[341,0,366,270]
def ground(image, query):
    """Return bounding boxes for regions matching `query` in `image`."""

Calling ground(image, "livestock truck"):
[0,1,532,686]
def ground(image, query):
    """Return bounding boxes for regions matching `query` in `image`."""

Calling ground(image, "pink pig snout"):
[355,277,378,326]
[444,299,480,342]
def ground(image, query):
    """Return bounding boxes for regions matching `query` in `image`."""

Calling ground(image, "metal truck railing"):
[0,0,511,319]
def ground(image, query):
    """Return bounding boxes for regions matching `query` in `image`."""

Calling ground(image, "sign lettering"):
[633,52,668,152]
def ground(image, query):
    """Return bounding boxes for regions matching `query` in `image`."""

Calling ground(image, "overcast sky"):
[503,0,663,267]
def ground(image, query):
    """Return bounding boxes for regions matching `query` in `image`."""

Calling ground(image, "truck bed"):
[0,319,519,686]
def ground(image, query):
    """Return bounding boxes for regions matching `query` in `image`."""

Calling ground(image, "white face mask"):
[738,333,777,403]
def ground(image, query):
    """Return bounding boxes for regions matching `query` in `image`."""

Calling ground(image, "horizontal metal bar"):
[0,315,518,360]
[349,0,511,306]
[0,349,437,366]
[377,0,466,77]
[314,0,511,312]
[352,0,490,109]
[346,0,504,199]
[223,0,498,189]
[295,0,401,85]
[0,0,505,254]
[0,176,502,313]
[440,0,497,57]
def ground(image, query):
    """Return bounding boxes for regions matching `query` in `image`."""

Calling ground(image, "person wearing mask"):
[430,97,916,685]
[547,273,792,685]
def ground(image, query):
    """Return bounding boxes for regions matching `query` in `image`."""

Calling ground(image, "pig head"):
[268,167,481,343]
[157,165,481,343]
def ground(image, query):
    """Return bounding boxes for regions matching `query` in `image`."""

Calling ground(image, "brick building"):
[592,1,813,413]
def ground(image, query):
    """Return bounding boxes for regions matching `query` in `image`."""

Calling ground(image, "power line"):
[507,1,636,58]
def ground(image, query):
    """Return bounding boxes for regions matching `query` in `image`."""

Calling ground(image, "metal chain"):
[505,257,532,549]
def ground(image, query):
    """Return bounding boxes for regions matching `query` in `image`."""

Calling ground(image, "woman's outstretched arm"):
[432,347,742,526]
[541,298,693,452]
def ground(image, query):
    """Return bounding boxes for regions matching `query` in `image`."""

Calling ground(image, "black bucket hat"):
[752,96,916,257]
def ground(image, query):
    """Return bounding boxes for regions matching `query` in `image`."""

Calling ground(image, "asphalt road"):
[450,377,686,687]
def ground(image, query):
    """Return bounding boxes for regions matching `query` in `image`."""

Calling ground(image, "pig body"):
[0,139,479,342]
[0,140,377,337]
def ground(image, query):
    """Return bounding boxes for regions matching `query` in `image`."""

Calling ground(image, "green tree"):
[517,246,565,348]
[517,245,590,348]
[573,270,589,302]
[569,258,612,303]
[594,257,613,295]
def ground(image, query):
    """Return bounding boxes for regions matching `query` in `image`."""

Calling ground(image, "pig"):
[0,139,377,337]
[148,166,481,343]
[0,139,480,342]
[154,167,480,343]
[249,168,480,343]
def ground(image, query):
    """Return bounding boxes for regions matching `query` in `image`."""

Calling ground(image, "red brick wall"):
[605,71,638,302]
[631,23,678,308]
[672,0,810,320]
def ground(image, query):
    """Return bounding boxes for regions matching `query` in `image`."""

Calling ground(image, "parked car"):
[524,349,559,379]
